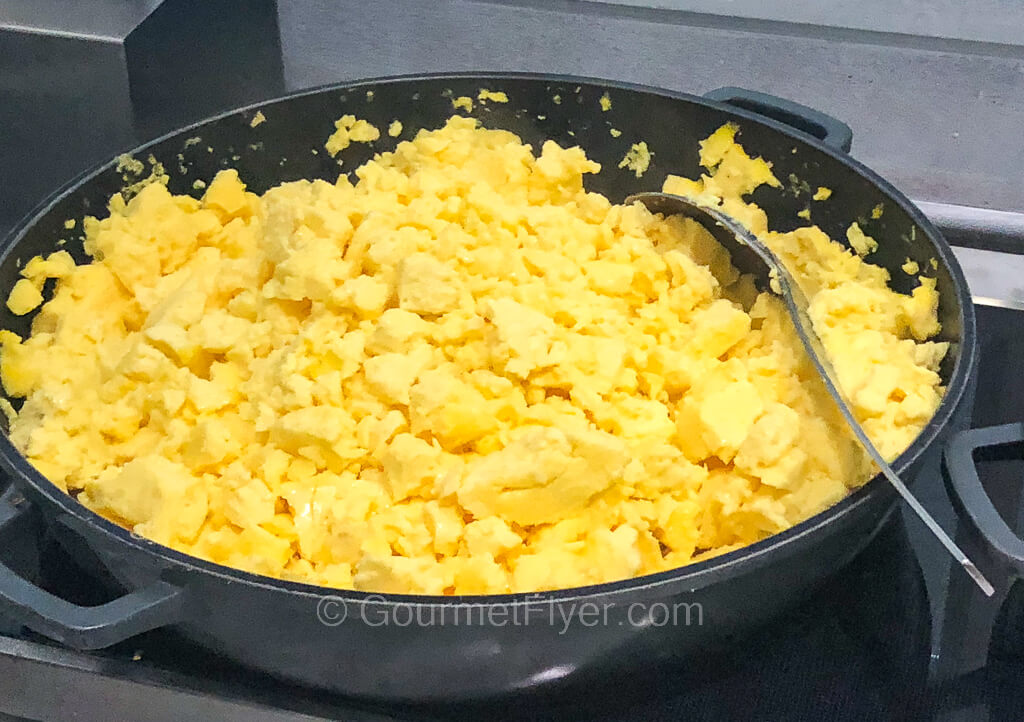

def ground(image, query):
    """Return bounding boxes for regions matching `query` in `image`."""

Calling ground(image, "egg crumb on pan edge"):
[0,115,947,595]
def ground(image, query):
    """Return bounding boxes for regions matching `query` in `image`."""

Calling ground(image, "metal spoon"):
[627,191,994,597]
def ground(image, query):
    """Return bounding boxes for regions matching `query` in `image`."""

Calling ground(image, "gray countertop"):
[280,0,1024,213]
[3,0,1024,229]
[0,0,162,40]
[589,0,1024,46]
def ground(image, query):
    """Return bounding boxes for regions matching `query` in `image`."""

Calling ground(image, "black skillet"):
[0,74,978,701]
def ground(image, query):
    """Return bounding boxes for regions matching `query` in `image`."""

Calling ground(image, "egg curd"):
[0,116,947,595]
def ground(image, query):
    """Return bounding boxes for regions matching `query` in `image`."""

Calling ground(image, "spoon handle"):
[770,250,995,598]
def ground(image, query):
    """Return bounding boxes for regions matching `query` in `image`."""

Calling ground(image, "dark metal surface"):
[124,0,285,140]
[918,203,1024,255]
[0,30,135,236]
[0,637,384,722]
[945,424,1024,574]
[0,0,284,239]
[933,318,1024,689]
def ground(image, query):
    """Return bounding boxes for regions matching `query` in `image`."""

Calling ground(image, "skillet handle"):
[703,87,854,154]
[0,487,185,650]
[942,422,1024,576]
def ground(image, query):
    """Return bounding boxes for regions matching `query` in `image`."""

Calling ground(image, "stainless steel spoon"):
[627,191,994,597]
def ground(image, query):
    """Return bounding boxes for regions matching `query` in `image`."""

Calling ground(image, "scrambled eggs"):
[0,115,946,595]
[619,142,652,178]
[325,115,380,157]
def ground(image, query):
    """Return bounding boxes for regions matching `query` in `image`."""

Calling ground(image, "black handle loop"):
[942,422,1024,576]
[703,87,854,153]
[0,487,184,649]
